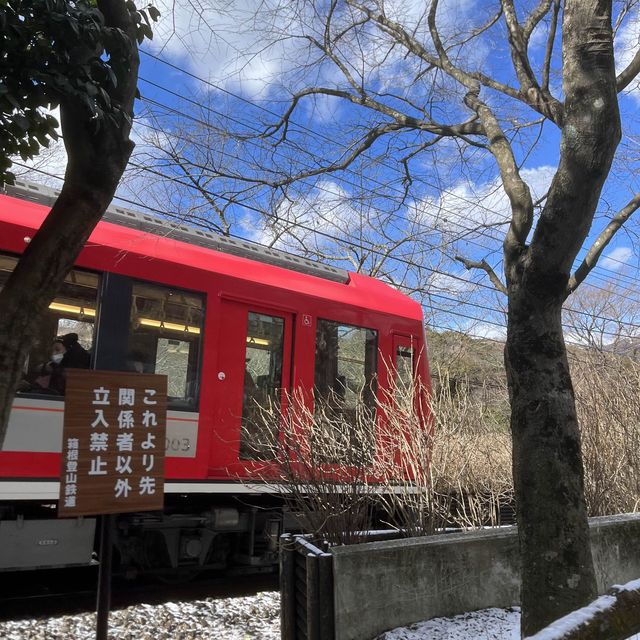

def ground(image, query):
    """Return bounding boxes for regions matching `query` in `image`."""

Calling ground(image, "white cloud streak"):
[600,246,633,271]
[412,165,556,238]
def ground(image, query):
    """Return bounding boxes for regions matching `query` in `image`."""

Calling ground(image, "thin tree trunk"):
[506,290,597,636]
[0,181,128,442]
[0,0,139,447]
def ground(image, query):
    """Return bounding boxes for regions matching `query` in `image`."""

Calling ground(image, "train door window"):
[127,282,204,408]
[0,253,98,397]
[240,312,285,460]
[314,319,378,462]
[395,345,414,411]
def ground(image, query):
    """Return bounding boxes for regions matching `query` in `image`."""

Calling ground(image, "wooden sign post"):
[58,370,167,640]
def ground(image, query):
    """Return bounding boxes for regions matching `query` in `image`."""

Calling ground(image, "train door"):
[211,300,293,469]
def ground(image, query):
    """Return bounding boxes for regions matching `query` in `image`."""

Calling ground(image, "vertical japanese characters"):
[58,371,167,517]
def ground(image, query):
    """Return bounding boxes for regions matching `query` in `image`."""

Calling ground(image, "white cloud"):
[471,321,506,341]
[412,165,556,239]
[304,93,341,123]
[429,269,475,294]
[246,179,360,254]
[146,0,485,111]
[529,18,549,52]
[600,246,633,271]
[428,316,506,341]
[148,0,314,99]
[13,112,171,206]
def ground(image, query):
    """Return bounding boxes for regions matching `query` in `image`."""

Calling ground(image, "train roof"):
[0,181,423,321]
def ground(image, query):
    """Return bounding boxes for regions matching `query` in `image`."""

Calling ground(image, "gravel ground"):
[0,591,281,640]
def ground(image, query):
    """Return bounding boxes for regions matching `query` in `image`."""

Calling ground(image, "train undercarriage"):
[0,495,292,579]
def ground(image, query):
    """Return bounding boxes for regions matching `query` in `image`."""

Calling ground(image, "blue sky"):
[17,0,640,344]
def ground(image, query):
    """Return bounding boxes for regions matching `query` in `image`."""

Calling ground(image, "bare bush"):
[242,362,513,544]
[242,389,380,546]
[241,346,640,546]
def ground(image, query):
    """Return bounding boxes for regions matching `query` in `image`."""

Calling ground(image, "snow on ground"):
[1,594,637,639]
[375,607,520,639]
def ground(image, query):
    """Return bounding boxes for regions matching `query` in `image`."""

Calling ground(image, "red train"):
[0,181,430,576]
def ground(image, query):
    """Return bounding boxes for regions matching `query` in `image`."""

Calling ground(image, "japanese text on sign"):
[58,371,167,517]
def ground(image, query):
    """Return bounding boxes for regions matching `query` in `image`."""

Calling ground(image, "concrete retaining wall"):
[331,514,640,640]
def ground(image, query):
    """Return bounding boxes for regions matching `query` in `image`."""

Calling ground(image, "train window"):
[0,253,98,397]
[127,282,204,408]
[314,320,378,462]
[395,346,414,410]
[239,312,285,460]
[315,320,378,411]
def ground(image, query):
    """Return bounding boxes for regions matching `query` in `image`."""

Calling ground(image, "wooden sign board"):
[58,370,167,517]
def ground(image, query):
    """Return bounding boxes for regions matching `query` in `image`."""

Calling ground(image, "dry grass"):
[572,351,640,516]
[242,364,513,542]
[373,365,512,535]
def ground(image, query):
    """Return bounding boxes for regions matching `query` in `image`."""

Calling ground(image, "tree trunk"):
[0,180,130,442]
[506,288,597,636]
[0,0,139,447]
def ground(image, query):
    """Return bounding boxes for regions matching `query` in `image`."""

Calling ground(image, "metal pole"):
[96,513,114,640]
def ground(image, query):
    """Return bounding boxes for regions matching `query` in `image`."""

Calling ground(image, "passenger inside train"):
[18,333,90,395]
[1,253,204,406]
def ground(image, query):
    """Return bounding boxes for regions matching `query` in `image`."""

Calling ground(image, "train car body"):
[0,181,430,576]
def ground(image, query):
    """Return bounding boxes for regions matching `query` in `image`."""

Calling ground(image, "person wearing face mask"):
[20,334,90,395]
[48,338,69,394]
[20,338,68,395]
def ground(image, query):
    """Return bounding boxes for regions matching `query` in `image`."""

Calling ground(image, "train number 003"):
[165,437,191,452]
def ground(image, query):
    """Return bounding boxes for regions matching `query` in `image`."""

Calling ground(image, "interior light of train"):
[48,302,96,317]
[48,303,202,336]
[139,318,201,334]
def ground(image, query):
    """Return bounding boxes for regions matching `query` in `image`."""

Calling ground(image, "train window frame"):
[125,277,206,412]
[394,344,415,412]
[313,318,379,464]
[0,251,100,401]
[239,311,286,461]
[0,252,206,410]
[314,318,379,410]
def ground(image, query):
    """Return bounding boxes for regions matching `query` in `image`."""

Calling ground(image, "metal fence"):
[280,534,334,640]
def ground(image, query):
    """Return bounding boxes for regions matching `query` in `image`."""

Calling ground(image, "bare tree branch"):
[349,0,522,100]
[617,49,640,93]
[522,0,554,40]
[265,86,484,145]
[455,255,508,294]
[568,192,640,294]
[542,0,561,91]
[500,0,564,125]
